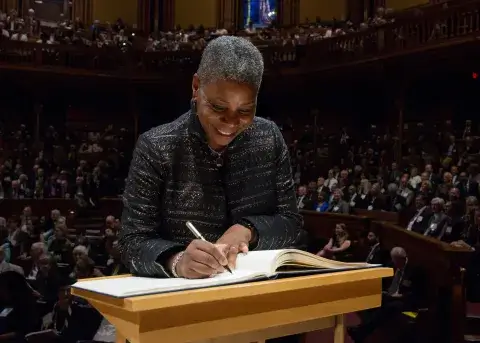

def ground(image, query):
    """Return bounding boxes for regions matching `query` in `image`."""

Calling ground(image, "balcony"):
[0,0,479,79]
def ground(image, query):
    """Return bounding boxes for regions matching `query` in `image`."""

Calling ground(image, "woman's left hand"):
[216,224,252,269]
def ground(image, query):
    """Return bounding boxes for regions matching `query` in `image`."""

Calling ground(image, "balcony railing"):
[0,0,479,78]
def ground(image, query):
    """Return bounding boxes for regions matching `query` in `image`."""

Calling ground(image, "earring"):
[190,98,197,113]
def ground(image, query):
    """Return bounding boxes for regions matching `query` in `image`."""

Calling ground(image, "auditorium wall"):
[299,0,346,21]
[386,0,428,11]
[92,0,138,27]
[174,0,217,28]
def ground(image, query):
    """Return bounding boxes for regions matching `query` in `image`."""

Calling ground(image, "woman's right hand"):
[172,239,228,279]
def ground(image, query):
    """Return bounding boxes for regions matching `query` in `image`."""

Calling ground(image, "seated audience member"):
[48,224,74,264]
[406,195,432,234]
[43,282,104,342]
[398,174,414,207]
[26,242,47,280]
[366,183,386,211]
[34,254,62,310]
[75,236,95,260]
[104,240,128,276]
[347,185,358,207]
[0,245,23,275]
[355,181,371,209]
[365,231,388,265]
[327,189,350,214]
[296,185,313,210]
[317,224,351,259]
[424,197,449,240]
[418,180,433,201]
[408,167,422,190]
[0,271,40,340]
[443,197,465,243]
[348,247,425,343]
[435,172,454,200]
[70,255,103,280]
[314,192,329,212]
[451,207,480,250]
[385,183,406,212]
[316,177,330,197]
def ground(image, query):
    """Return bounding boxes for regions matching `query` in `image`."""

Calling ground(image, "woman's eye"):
[238,110,251,116]
[211,104,225,112]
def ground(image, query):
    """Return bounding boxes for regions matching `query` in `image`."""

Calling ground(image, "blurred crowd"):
[0,6,397,52]
[0,122,132,202]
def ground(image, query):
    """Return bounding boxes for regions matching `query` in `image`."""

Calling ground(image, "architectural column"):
[72,0,93,24]
[278,0,299,27]
[5,0,18,12]
[346,0,364,24]
[63,0,70,18]
[217,0,237,30]
[22,0,29,15]
[161,0,175,31]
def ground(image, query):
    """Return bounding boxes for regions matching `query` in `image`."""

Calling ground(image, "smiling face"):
[193,75,256,151]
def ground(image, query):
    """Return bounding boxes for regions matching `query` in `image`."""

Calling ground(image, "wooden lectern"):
[72,268,392,343]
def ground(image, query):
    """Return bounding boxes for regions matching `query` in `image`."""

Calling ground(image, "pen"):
[185,221,233,274]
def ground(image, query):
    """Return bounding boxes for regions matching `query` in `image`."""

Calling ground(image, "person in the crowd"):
[385,183,406,212]
[317,223,351,259]
[0,271,40,341]
[355,180,371,209]
[104,239,129,276]
[26,242,47,280]
[119,35,302,283]
[314,191,329,212]
[296,185,313,210]
[348,247,425,343]
[424,197,449,240]
[0,245,24,275]
[48,223,74,264]
[70,254,103,280]
[365,231,387,265]
[397,174,414,207]
[366,182,386,211]
[327,189,350,214]
[406,195,433,234]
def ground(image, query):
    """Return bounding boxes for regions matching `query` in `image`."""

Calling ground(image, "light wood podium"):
[71,268,392,343]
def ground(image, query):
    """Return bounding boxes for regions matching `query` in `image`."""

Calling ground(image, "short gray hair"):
[431,197,445,208]
[391,247,407,258]
[197,36,264,91]
[388,183,398,193]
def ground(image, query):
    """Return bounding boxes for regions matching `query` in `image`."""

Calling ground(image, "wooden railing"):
[301,210,473,343]
[0,0,479,77]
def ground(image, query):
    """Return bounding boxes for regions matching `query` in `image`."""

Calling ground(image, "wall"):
[92,0,138,27]
[174,0,217,28]
[299,0,346,22]
[386,0,428,11]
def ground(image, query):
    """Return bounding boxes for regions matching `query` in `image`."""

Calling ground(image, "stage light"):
[473,72,478,79]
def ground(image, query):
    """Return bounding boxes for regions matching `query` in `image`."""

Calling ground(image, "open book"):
[72,249,379,298]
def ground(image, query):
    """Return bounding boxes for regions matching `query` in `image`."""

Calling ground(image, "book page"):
[277,249,379,269]
[73,269,264,298]
[235,250,283,275]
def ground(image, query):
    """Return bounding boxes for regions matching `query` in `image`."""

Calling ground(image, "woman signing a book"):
[118,36,303,281]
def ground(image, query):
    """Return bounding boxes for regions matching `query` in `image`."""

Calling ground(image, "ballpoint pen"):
[185,221,233,274]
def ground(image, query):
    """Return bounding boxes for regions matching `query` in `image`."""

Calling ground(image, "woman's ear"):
[192,73,200,101]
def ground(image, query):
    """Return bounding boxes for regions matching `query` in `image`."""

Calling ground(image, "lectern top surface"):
[71,267,392,312]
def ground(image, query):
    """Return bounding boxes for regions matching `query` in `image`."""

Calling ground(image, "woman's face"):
[335,225,345,236]
[192,76,256,151]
